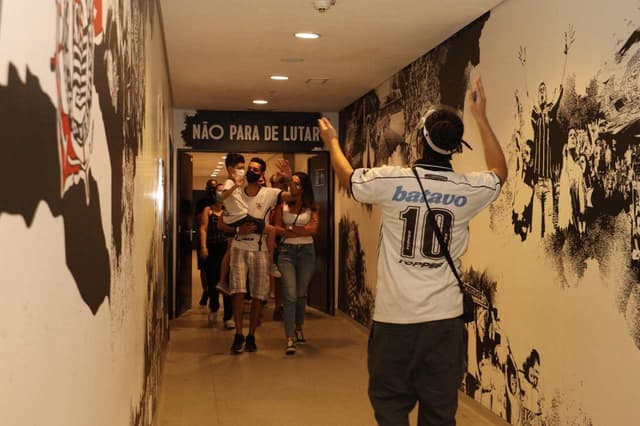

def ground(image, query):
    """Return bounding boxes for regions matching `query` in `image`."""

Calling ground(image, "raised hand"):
[318,117,338,149]
[563,25,575,56]
[276,159,292,180]
[518,46,527,67]
[467,77,487,121]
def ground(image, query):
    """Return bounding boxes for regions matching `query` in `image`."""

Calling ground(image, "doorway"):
[175,150,334,318]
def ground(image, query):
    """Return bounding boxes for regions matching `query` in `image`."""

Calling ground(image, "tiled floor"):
[154,302,509,426]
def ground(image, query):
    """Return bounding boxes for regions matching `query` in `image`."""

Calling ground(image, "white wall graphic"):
[337,0,640,424]
[0,1,171,425]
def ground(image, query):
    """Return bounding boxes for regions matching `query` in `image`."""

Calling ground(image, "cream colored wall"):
[0,2,172,425]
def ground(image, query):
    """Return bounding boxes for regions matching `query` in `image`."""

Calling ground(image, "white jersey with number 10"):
[350,164,501,324]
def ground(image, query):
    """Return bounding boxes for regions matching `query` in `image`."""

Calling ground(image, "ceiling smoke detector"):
[313,0,336,13]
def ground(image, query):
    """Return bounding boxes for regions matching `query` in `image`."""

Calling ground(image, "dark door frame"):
[174,145,335,316]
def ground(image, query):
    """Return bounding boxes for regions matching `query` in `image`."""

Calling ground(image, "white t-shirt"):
[351,164,501,324]
[222,178,248,224]
[228,186,282,251]
[281,203,314,245]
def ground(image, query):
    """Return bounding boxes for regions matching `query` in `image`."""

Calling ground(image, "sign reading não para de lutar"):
[181,110,323,150]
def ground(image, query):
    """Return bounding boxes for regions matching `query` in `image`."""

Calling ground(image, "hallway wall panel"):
[0,1,172,425]
[336,0,640,424]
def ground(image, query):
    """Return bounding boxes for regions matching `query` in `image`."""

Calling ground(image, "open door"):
[176,152,194,317]
[166,140,175,319]
[307,154,334,315]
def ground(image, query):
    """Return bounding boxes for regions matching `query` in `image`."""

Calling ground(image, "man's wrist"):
[474,114,490,126]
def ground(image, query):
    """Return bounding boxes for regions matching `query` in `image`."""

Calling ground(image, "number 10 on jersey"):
[400,207,454,259]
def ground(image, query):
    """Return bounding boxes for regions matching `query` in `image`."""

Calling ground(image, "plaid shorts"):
[228,247,270,301]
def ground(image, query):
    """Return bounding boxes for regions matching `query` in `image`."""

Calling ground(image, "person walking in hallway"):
[318,77,508,426]
[273,172,319,355]
[195,179,217,306]
[199,183,235,329]
[217,155,300,354]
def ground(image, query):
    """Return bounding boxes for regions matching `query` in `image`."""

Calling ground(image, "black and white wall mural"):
[336,0,640,424]
[0,1,170,425]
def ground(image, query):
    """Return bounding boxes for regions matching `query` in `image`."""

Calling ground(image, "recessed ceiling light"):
[270,75,289,81]
[295,32,320,39]
[253,99,269,105]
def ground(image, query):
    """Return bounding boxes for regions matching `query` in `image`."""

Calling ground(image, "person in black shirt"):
[195,179,217,306]
[200,182,234,328]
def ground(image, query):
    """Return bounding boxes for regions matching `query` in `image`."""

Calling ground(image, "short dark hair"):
[249,157,267,172]
[225,153,245,169]
[421,105,464,156]
[205,179,217,189]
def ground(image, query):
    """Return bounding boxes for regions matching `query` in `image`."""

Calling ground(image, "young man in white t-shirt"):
[217,155,299,354]
[218,154,281,283]
[318,78,508,425]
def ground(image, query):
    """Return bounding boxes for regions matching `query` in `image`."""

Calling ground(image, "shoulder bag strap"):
[411,167,465,292]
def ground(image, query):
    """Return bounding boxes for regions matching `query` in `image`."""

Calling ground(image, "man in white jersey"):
[217,155,299,354]
[319,77,507,425]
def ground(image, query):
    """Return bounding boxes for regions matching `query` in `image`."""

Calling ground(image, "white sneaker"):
[270,263,282,278]
[224,319,236,330]
[285,338,296,355]
[208,311,217,326]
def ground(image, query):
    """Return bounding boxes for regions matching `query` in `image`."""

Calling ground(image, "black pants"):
[204,242,232,321]
[368,317,465,426]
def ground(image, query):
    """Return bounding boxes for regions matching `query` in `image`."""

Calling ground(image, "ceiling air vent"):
[305,78,329,85]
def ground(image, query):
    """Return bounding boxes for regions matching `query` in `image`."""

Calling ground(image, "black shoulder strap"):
[411,167,465,292]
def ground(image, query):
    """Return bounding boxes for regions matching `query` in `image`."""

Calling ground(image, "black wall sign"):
[181,110,323,152]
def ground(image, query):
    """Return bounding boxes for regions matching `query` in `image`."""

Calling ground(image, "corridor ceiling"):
[160,0,503,112]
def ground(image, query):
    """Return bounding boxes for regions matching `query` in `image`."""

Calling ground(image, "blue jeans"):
[278,243,316,337]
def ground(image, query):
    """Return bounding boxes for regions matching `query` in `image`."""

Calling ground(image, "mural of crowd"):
[510,27,640,270]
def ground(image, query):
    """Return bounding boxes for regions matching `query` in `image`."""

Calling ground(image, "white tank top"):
[282,203,314,245]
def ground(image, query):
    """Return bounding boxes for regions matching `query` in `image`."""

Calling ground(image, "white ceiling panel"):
[160,0,503,112]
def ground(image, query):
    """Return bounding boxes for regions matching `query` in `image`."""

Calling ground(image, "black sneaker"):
[199,291,208,306]
[245,334,257,352]
[230,333,244,354]
[273,309,283,321]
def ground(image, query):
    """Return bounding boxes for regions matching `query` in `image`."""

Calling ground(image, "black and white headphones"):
[419,107,472,155]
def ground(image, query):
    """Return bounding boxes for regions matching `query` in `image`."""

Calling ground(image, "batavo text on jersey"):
[391,186,468,206]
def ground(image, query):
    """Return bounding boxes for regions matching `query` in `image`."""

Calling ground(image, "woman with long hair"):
[274,172,319,355]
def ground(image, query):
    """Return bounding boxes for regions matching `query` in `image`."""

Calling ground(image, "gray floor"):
[154,303,508,426]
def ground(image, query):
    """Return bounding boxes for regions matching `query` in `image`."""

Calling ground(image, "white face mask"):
[235,169,245,178]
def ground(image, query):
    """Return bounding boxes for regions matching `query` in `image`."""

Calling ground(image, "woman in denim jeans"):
[274,172,319,355]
